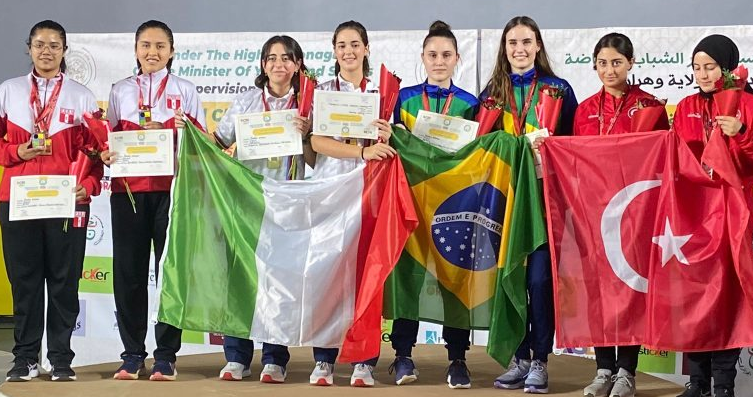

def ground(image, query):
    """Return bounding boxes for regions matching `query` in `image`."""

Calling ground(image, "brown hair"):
[423,20,457,52]
[255,35,308,94]
[332,20,370,76]
[483,16,557,127]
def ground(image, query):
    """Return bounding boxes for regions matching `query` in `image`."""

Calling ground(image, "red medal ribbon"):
[29,74,64,134]
[598,86,630,136]
[136,73,169,110]
[261,88,296,112]
[508,74,537,136]
[335,76,368,92]
[422,88,454,115]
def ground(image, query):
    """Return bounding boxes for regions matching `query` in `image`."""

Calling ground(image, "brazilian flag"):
[384,127,547,365]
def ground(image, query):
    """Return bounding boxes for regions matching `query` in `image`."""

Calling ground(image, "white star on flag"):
[652,217,692,267]
[434,228,440,235]
[439,237,446,243]
[445,246,452,252]
[459,244,466,250]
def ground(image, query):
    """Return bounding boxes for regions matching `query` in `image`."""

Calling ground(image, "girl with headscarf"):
[671,34,753,397]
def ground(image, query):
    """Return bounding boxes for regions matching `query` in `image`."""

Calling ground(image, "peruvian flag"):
[166,94,181,110]
[155,120,418,362]
[59,108,75,124]
[541,130,753,350]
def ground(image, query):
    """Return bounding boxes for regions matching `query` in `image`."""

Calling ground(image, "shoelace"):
[592,373,610,384]
[387,357,411,375]
[355,364,372,372]
[446,360,471,377]
[506,360,524,375]
[530,361,546,373]
[316,361,331,371]
[611,373,634,388]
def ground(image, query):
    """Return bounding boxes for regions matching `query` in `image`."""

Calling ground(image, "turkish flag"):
[646,129,753,351]
[541,130,753,350]
[541,131,666,348]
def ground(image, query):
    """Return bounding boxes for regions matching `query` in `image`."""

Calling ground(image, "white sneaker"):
[219,361,250,381]
[260,364,286,383]
[584,369,613,397]
[494,358,531,389]
[350,363,375,387]
[309,361,334,386]
[523,360,549,394]
[609,368,636,397]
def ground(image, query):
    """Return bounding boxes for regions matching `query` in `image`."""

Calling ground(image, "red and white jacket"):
[107,67,206,193]
[672,91,753,181]
[573,85,670,136]
[0,72,102,202]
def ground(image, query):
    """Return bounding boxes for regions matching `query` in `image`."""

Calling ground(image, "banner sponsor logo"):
[79,257,113,294]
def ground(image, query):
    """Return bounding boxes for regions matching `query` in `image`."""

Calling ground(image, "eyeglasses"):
[265,56,294,65]
[30,41,64,53]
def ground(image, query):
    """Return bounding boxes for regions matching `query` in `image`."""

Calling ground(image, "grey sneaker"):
[494,358,531,389]
[610,368,635,397]
[524,360,549,394]
[584,369,613,397]
[309,361,334,386]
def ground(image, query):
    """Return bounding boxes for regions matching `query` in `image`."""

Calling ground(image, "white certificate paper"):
[313,90,380,140]
[9,175,76,221]
[108,129,175,177]
[525,128,550,179]
[235,109,302,161]
[412,110,480,153]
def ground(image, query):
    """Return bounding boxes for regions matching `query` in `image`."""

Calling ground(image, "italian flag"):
[155,121,417,362]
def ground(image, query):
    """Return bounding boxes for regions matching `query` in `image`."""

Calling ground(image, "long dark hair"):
[135,20,174,73]
[484,16,557,113]
[592,33,634,70]
[332,20,370,76]
[27,20,68,73]
[423,20,457,51]
[255,35,308,94]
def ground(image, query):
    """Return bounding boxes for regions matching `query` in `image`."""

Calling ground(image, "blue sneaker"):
[388,356,418,385]
[447,359,471,389]
[149,360,177,381]
[113,356,145,380]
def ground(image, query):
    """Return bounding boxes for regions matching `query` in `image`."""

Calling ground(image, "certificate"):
[235,109,302,161]
[313,90,379,140]
[9,175,76,221]
[412,110,479,153]
[108,129,175,177]
[525,128,550,179]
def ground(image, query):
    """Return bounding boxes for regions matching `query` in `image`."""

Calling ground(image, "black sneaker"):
[446,359,471,389]
[51,365,77,381]
[677,382,711,397]
[5,359,39,382]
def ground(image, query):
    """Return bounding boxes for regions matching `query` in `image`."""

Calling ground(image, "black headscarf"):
[692,34,753,94]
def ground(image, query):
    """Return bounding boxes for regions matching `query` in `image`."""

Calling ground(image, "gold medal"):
[266,157,281,169]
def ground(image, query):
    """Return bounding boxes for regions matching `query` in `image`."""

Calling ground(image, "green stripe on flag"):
[387,126,546,366]
[158,121,263,339]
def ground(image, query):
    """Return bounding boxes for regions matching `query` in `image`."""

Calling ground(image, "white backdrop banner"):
[36,27,753,390]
